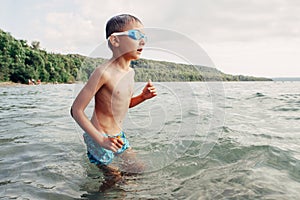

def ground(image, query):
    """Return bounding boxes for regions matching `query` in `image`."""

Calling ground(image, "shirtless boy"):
[71,14,156,189]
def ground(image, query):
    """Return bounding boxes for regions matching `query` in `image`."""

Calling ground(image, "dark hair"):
[105,14,142,39]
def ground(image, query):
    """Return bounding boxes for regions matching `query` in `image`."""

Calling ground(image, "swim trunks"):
[83,131,130,166]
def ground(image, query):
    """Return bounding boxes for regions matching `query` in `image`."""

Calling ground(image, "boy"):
[71,14,157,189]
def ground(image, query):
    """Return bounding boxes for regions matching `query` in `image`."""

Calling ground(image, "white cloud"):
[204,37,300,77]
[39,11,101,54]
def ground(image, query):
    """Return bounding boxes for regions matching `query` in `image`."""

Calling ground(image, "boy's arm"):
[129,79,157,108]
[71,67,123,152]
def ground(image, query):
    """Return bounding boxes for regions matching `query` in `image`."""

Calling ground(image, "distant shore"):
[272,77,300,81]
[0,81,75,87]
[0,81,22,87]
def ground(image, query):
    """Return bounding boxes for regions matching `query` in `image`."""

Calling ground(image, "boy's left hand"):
[142,79,157,100]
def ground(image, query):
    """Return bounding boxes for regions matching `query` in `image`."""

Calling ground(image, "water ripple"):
[1,82,300,199]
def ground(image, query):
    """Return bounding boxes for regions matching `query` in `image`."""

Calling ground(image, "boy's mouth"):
[137,48,143,53]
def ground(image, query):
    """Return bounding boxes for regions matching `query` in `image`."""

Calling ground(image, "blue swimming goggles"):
[110,29,147,42]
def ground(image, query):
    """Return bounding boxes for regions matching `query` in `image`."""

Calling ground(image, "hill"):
[0,29,271,83]
[131,59,271,82]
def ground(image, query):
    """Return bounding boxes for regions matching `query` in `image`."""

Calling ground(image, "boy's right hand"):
[100,136,124,153]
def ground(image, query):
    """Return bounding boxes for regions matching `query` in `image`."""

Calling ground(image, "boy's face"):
[114,21,146,60]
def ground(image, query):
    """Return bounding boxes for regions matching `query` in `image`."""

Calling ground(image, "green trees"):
[0,29,272,83]
[0,29,85,83]
[130,59,272,82]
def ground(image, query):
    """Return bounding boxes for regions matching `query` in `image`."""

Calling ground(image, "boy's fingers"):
[115,135,124,145]
[149,88,156,93]
[116,138,124,145]
[112,142,121,152]
[108,138,120,149]
[110,137,124,148]
[148,87,156,92]
[110,144,118,153]
[115,143,122,149]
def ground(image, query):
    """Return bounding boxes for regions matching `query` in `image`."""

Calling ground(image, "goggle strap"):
[111,31,129,36]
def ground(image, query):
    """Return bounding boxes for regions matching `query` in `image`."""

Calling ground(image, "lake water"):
[0,82,300,199]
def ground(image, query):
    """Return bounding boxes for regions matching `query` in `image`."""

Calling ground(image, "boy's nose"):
[139,38,146,46]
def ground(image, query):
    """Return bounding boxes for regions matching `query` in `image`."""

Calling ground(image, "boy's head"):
[106,14,145,60]
[106,14,142,39]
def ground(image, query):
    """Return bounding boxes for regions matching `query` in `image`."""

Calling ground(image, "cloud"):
[46,0,300,77]
[127,0,300,43]
[1,0,299,76]
[33,0,300,52]
[39,10,103,54]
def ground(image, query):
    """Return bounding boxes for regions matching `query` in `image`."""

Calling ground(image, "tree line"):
[0,29,272,84]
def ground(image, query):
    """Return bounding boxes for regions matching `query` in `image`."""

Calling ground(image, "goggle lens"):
[128,30,147,42]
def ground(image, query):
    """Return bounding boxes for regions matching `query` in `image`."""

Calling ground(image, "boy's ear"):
[109,35,120,47]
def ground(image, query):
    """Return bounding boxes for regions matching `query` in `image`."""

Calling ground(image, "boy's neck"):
[110,56,132,71]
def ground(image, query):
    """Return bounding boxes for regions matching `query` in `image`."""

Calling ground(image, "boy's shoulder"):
[96,61,110,71]
[90,62,112,82]
[97,61,117,73]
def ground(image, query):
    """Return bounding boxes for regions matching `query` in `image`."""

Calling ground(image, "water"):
[0,82,300,199]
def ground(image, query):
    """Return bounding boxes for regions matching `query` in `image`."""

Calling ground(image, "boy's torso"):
[91,64,135,135]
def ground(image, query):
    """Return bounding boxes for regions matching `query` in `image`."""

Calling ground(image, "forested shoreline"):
[0,29,272,84]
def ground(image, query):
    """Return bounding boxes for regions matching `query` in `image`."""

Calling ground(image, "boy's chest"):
[107,73,134,99]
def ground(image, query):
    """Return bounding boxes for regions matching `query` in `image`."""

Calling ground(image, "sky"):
[1,0,300,78]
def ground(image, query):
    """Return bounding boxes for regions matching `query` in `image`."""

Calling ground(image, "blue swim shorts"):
[83,131,130,166]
